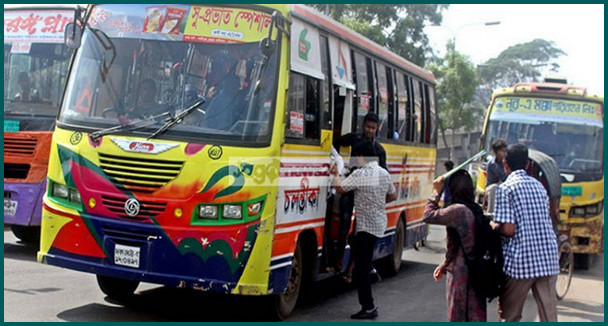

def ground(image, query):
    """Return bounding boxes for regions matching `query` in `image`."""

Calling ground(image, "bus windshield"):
[4,10,73,131]
[58,4,279,145]
[484,96,604,179]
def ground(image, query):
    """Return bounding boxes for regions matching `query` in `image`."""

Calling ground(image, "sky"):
[424,4,604,96]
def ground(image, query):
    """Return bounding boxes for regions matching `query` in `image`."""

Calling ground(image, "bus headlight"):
[586,202,602,215]
[52,183,69,199]
[570,202,603,218]
[199,205,218,219]
[223,205,242,219]
[572,207,585,217]
[69,189,82,203]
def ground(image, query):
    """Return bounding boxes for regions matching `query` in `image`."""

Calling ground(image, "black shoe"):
[370,269,382,283]
[351,307,378,319]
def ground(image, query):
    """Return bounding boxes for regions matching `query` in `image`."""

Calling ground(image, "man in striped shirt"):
[491,144,559,322]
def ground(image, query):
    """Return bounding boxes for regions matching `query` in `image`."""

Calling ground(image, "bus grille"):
[98,153,184,194]
[4,136,38,157]
[5,163,30,179]
[101,225,160,244]
[101,194,167,220]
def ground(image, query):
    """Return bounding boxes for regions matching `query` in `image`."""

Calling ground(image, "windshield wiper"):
[89,111,171,142]
[147,99,206,140]
[89,28,116,83]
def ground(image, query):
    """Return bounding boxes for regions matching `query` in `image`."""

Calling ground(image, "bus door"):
[277,19,333,278]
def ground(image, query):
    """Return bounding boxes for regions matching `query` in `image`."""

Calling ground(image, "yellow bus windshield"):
[58,4,279,145]
[485,96,604,179]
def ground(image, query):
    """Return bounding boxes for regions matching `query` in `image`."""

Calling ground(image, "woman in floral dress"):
[423,170,486,322]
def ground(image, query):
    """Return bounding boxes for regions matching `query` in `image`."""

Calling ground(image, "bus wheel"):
[270,241,302,320]
[11,225,40,243]
[96,275,139,300]
[380,218,405,277]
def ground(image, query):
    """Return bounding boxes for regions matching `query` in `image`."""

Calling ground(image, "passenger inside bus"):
[201,54,248,131]
[14,71,41,102]
[126,78,168,119]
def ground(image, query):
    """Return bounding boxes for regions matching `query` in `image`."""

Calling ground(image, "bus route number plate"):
[4,199,18,216]
[114,244,140,268]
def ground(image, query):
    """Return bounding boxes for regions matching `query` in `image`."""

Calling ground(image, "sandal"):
[342,273,352,284]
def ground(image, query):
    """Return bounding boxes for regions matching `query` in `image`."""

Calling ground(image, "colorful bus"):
[4,5,76,242]
[477,79,604,267]
[38,4,436,318]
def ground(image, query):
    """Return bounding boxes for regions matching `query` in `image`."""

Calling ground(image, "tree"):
[308,4,448,66]
[429,41,480,159]
[478,39,566,89]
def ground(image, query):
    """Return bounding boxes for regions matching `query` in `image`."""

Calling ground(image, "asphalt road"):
[4,224,604,322]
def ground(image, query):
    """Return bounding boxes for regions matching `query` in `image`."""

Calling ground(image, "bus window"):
[376,61,389,139]
[353,51,371,132]
[319,35,332,131]
[386,67,397,140]
[423,84,432,143]
[428,85,437,145]
[413,79,423,143]
[286,72,321,141]
[395,72,408,141]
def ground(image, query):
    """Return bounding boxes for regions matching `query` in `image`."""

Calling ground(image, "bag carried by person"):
[461,212,506,302]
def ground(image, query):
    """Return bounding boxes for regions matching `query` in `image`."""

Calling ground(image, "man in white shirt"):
[331,141,397,319]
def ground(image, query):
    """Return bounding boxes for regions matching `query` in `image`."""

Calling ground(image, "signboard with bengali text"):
[4,10,73,45]
[183,6,272,44]
[490,96,603,127]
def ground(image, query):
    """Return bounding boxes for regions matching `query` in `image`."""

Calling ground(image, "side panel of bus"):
[267,12,437,292]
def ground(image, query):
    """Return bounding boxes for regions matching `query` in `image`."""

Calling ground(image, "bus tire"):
[11,225,40,243]
[96,275,139,300]
[270,241,303,320]
[380,218,405,277]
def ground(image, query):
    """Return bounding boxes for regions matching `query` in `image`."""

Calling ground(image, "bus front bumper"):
[569,219,604,254]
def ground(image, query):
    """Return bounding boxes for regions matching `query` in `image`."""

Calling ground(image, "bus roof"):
[4,4,83,10]
[492,81,604,103]
[292,4,435,84]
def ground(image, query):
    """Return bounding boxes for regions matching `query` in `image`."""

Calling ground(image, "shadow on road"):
[4,241,39,262]
[55,258,442,322]
[58,286,277,322]
[557,300,604,322]
[288,258,447,322]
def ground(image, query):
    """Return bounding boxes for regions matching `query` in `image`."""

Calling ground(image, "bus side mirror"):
[65,22,83,49]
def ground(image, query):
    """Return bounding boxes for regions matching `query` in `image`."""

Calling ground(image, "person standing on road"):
[444,160,454,172]
[423,170,487,322]
[330,141,397,320]
[483,138,508,212]
[490,144,559,322]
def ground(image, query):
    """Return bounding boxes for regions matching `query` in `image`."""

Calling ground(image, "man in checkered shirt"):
[331,141,397,320]
[490,144,559,322]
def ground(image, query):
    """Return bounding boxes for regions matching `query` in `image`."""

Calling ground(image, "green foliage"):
[429,41,480,157]
[308,4,448,66]
[478,39,566,89]
[431,41,480,131]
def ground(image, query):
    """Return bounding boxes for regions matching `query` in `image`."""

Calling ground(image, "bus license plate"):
[4,199,18,216]
[114,244,140,268]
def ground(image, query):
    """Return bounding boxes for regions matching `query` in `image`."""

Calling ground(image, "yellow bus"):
[477,79,603,268]
[38,4,437,318]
